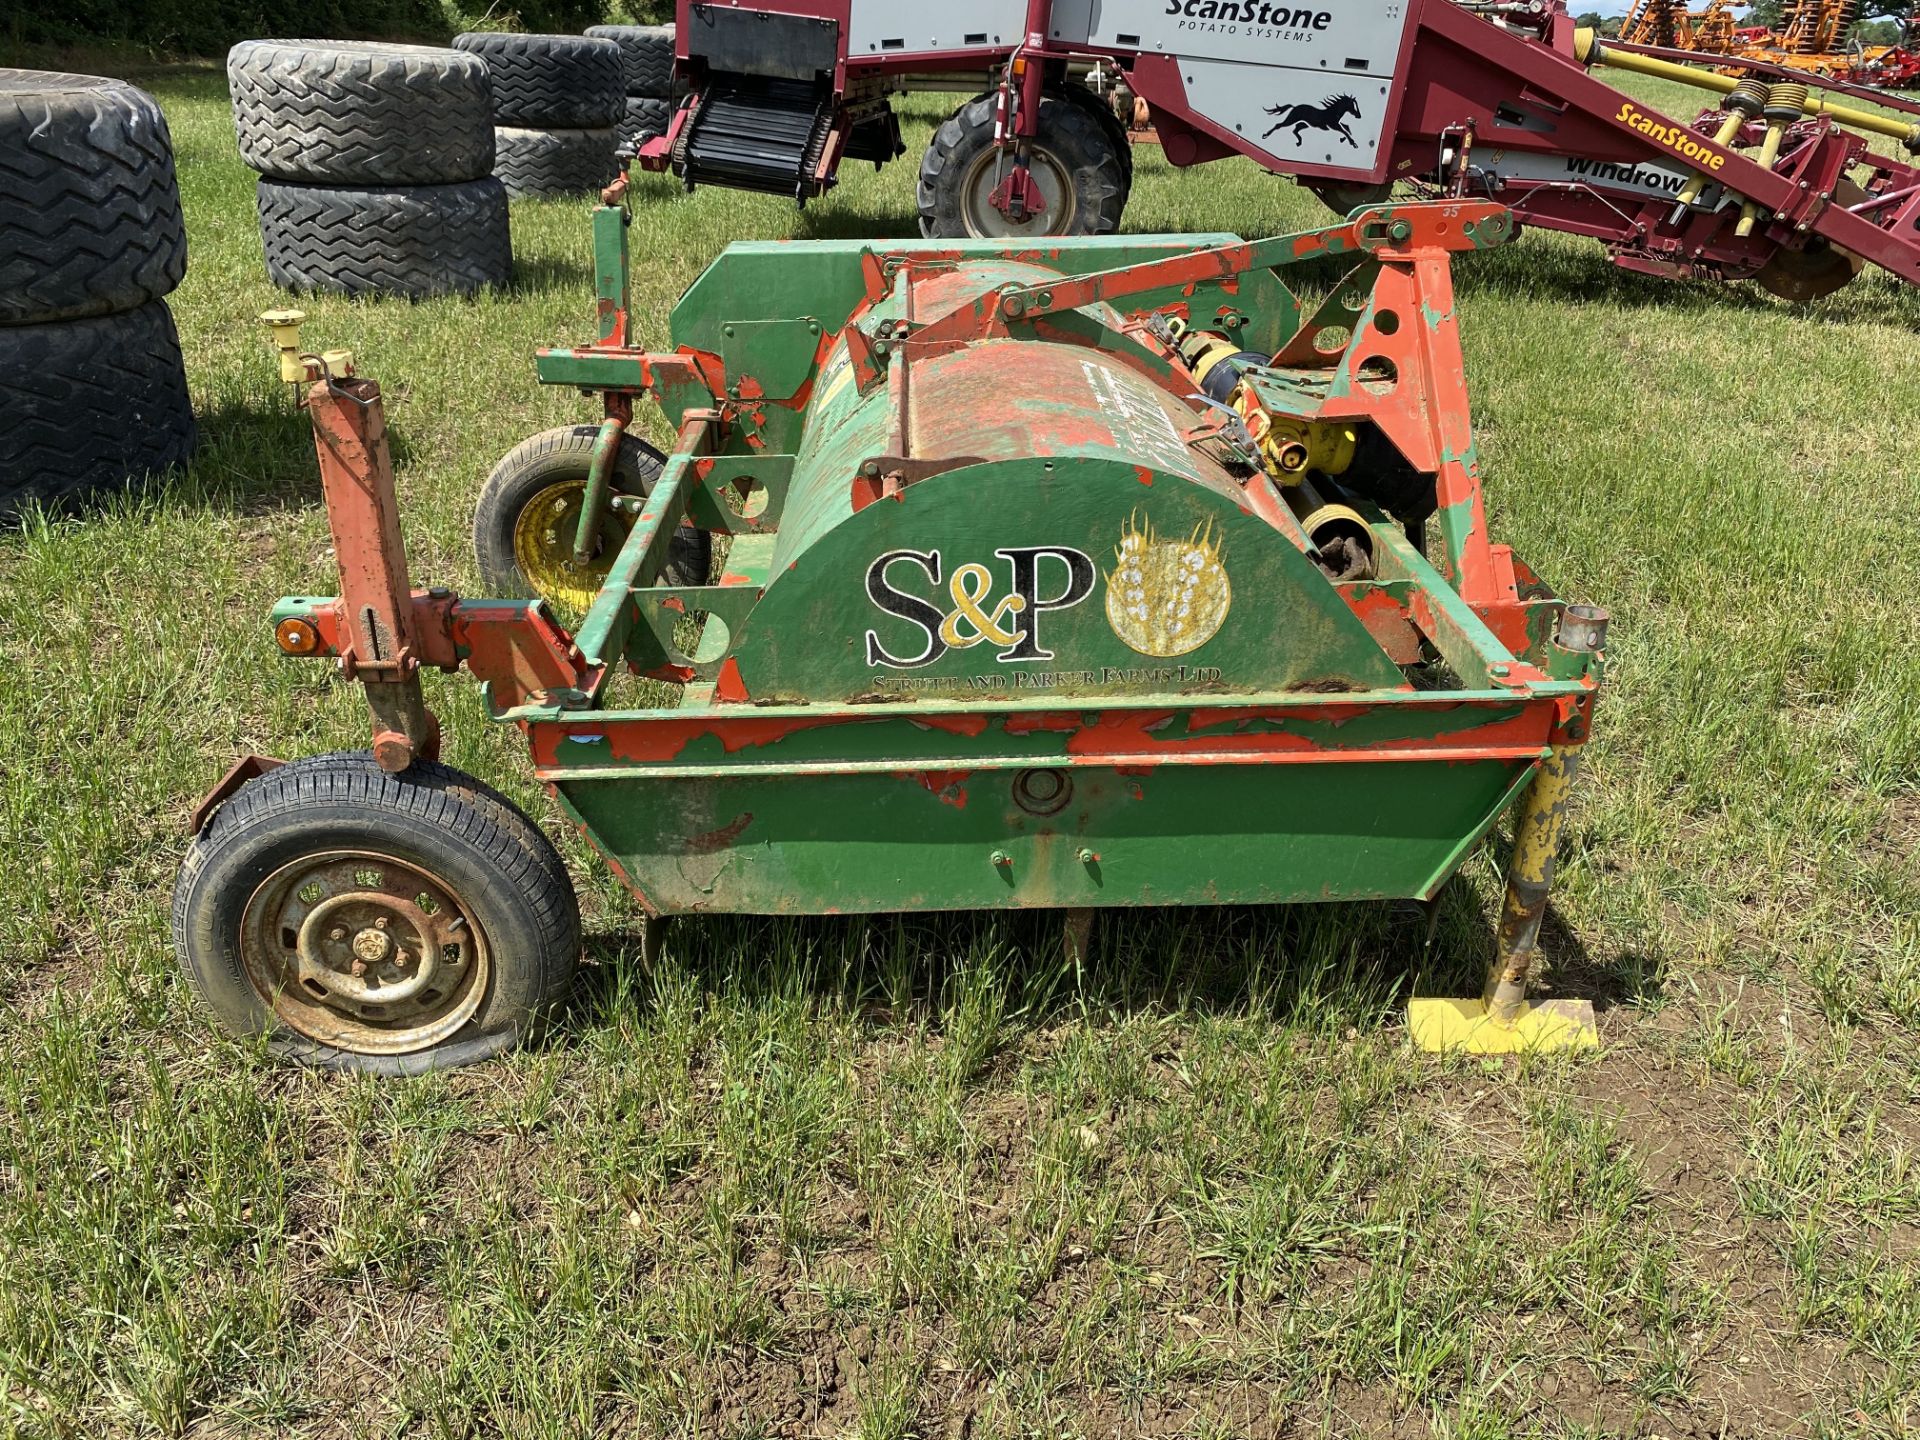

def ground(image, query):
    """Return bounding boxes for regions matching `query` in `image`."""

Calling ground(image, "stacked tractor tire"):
[227,40,511,297]
[1,69,195,518]
[585,24,679,155]
[453,33,624,199]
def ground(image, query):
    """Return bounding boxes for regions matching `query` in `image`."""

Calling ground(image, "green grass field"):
[3,55,1920,1439]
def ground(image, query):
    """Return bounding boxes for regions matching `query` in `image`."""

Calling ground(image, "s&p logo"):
[864,547,1096,669]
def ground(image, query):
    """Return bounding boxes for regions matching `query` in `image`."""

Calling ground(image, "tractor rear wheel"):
[172,753,581,1074]
[474,424,711,623]
[918,90,1128,239]
[1055,80,1134,194]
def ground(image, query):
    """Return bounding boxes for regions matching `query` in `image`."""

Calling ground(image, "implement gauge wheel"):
[474,424,711,624]
[172,754,581,1074]
[1755,178,1868,303]
[918,90,1128,239]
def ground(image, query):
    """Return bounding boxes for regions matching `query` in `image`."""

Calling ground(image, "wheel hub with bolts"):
[964,144,1075,237]
[512,479,627,617]
[242,851,490,1054]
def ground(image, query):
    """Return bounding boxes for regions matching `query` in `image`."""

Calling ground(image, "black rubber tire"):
[226,40,495,186]
[0,69,186,326]
[585,24,676,98]
[1058,80,1134,192]
[173,753,581,1075]
[616,96,672,153]
[493,125,620,198]
[452,32,624,128]
[917,90,1128,239]
[256,177,512,298]
[474,425,712,604]
[0,300,195,519]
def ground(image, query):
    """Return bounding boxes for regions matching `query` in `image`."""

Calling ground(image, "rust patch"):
[684,812,753,854]
[913,769,972,809]
[715,658,750,704]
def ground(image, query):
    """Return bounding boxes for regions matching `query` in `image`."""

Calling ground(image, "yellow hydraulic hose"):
[1574,28,1920,151]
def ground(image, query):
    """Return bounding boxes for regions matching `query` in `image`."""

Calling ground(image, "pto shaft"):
[1738,84,1810,237]
[1676,77,1766,207]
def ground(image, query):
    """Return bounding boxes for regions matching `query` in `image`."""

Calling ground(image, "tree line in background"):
[5,0,672,57]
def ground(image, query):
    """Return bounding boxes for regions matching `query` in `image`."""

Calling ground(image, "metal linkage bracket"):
[987,202,1515,324]
[303,375,443,773]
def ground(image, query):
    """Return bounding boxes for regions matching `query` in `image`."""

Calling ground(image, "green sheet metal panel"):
[726,453,1409,702]
[549,756,1539,915]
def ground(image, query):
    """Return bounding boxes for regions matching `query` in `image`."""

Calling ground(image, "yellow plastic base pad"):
[1407,997,1599,1054]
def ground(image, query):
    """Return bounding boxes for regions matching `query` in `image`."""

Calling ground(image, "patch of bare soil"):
[290,1277,449,1437]
[1570,1001,1855,1439]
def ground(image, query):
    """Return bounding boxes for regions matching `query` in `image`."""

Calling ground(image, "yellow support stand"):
[1408,742,1600,1054]
[1407,996,1598,1053]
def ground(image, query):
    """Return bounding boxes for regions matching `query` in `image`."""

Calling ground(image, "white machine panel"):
[1179,56,1395,168]
[847,0,1032,55]
[1476,148,1728,209]
[1052,0,1410,70]
[1049,0,1414,174]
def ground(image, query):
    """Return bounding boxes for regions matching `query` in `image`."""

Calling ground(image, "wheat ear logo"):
[1104,514,1231,658]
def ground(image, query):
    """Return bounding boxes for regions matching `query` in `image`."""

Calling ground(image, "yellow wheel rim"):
[511,479,630,621]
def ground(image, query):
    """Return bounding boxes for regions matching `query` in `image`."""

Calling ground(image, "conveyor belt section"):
[675,76,835,200]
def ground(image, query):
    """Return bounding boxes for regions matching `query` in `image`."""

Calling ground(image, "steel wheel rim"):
[511,479,630,619]
[240,849,491,1055]
[960,145,1077,238]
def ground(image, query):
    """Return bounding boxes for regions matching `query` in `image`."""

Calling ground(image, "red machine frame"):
[642,0,1920,295]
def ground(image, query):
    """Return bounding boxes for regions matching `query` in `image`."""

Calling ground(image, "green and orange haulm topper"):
[176,187,1608,1073]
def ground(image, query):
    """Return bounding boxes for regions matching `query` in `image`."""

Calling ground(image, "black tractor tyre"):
[585,24,676,98]
[918,90,1128,239]
[0,69,186,326]
[226,40,495,186]
[615,96,673,153]
[256,177,512,298]
[492,125,621,198]
[1057,80,1134,193]
[173,753,581,1075]
[0,301,196,519]
[452,32,624,129]
[473,425,712,621]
